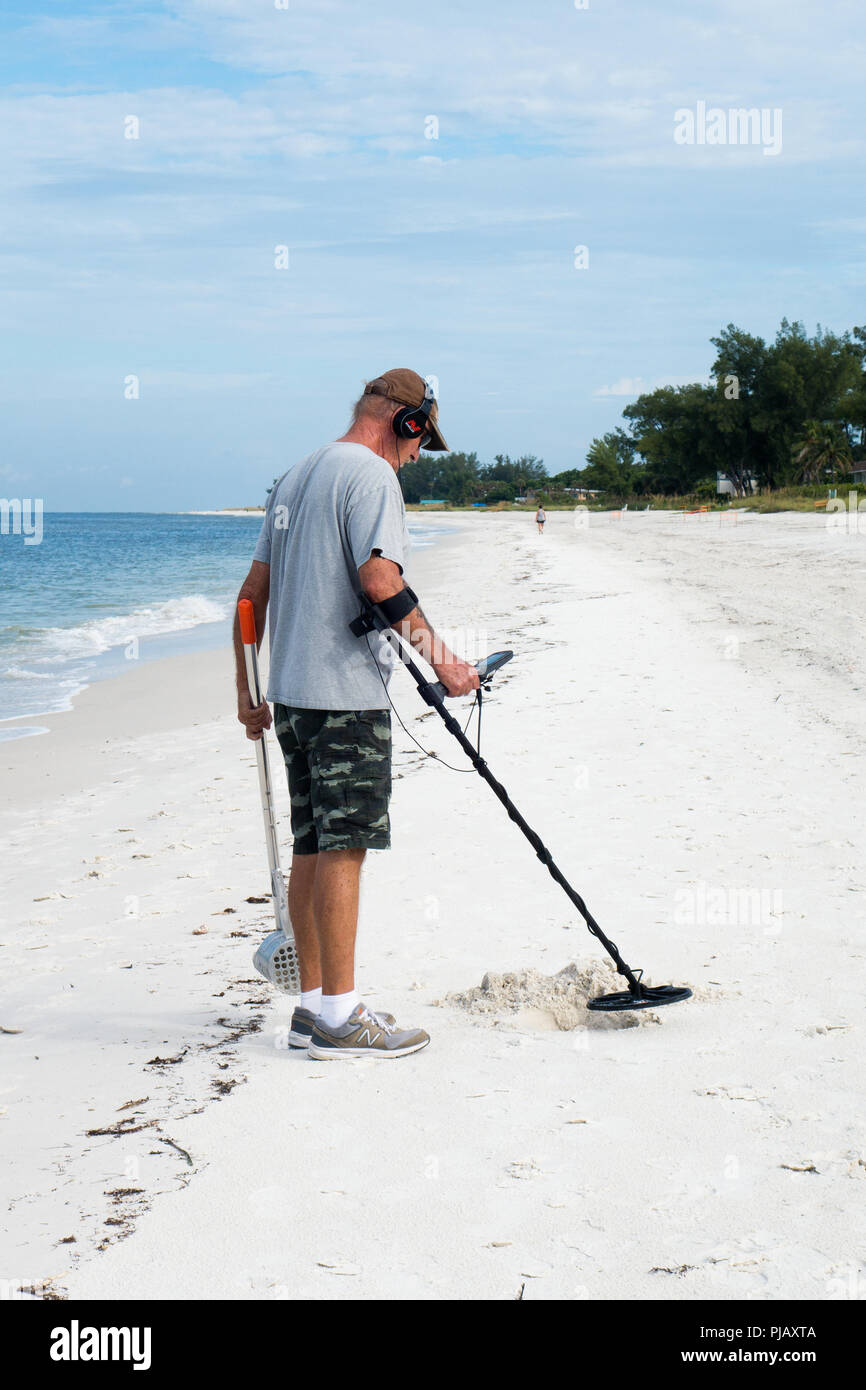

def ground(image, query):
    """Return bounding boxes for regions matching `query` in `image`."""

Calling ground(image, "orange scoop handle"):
[238,599,258,645]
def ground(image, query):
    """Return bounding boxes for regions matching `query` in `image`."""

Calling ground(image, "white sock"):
[300,988,322,1014]
[319,990,361,1028]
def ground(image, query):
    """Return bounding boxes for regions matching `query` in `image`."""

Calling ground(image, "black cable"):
[364,628,481,773]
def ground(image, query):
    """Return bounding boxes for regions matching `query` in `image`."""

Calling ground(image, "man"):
[233,369,479,1060]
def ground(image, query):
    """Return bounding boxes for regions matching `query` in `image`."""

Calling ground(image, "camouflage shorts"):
[272,705,392,855]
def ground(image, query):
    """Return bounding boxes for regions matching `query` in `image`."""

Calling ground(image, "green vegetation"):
[405,319,866,509]
[611,320,866,499]
[399,452,548,507]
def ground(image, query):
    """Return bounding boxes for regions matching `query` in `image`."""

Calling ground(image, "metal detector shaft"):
[238,600,292,943]
[374,623,642,993]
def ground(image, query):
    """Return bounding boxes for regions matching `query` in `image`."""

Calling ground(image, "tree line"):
[398,452,549,505]
[399,320,866,503]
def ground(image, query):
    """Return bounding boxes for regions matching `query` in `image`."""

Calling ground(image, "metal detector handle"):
[427,649,514,702]
[237,600,292,943]
[424,679,448,703]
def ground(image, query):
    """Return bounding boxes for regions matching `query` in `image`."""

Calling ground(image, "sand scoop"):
[238,600,301,994]
[350,596,692,1014]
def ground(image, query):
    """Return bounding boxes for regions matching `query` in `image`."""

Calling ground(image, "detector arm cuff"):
[349,585,419,638]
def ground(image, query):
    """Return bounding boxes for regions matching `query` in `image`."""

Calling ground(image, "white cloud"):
[594,375,710,397]
[3,1,859,181]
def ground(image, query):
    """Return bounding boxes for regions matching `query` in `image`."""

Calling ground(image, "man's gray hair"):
[350,378,398,426]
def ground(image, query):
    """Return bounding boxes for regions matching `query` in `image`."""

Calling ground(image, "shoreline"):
[0,517,469,815]
[0,514,467,743]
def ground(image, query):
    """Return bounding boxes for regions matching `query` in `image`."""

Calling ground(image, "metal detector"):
[351,597,692,1014]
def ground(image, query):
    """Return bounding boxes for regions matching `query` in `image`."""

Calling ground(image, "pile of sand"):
[439,959,656,1030]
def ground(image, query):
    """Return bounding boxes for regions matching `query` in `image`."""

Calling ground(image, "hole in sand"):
[439,960,676,1031]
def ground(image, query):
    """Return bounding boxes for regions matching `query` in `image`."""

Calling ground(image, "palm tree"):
[792,421,851,484]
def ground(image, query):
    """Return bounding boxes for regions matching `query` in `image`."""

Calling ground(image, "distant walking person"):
[535,504,546,534]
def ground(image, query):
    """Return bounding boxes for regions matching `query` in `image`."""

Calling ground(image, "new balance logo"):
[355,1027,383,1046]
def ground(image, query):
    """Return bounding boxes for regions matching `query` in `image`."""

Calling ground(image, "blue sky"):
[1,0,863,510]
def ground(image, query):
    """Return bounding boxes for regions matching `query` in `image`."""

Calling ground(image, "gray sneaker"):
[308,1004,430,1060]
[288,1004,395,1049]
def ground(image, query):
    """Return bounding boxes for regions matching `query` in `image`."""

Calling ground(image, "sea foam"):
[29,594,229,661]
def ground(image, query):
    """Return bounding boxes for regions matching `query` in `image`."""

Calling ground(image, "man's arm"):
[358,553,479,697]
[234,560,272,740]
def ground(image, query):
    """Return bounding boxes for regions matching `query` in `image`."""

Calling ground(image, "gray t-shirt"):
[252,441,411,710]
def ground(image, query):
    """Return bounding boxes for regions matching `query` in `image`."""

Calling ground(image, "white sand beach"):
[1,511,864,1302]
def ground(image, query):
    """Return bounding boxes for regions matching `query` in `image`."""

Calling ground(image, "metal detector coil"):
[587,981,693,1013]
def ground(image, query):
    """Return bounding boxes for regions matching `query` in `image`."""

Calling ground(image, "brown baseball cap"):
[363,368,449,452]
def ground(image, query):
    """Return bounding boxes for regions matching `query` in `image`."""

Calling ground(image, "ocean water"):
[0,512,451,738]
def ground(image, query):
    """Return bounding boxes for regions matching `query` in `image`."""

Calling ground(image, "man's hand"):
[238,690,273,741]
[432,657,480,698]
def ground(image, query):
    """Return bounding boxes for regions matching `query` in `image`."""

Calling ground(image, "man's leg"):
[312,847,366,995]
[287,851,321,991]
[301,713,430,1058]
[286,847,366,993]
